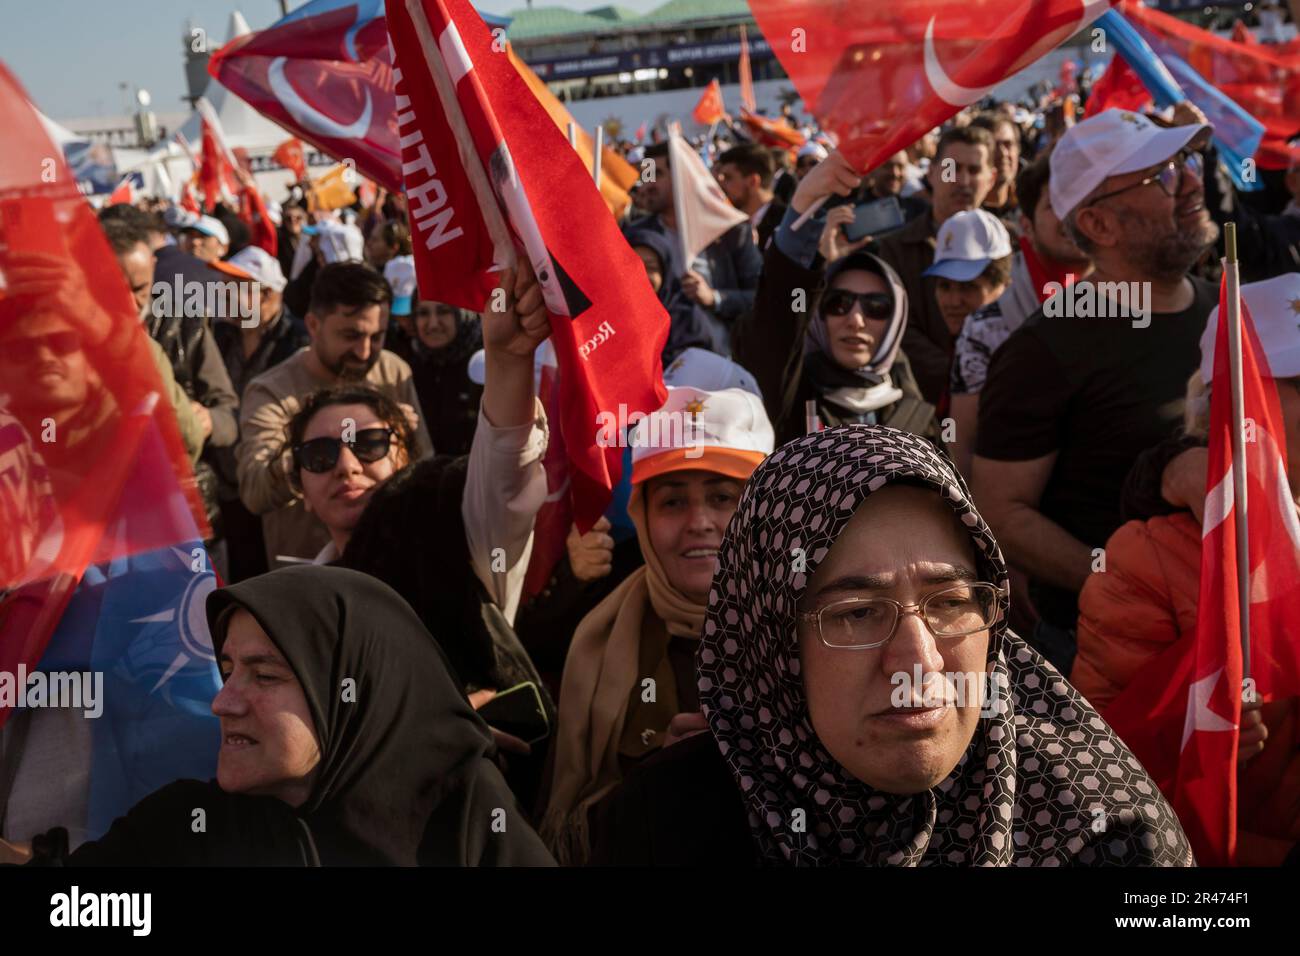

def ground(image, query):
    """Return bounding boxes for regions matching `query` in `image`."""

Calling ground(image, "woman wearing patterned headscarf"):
[590,425,1192,865]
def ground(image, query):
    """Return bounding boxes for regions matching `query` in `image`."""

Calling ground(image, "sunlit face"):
[414,301,460,349]
[0,313,91,419]
[637,157,673,216]
[715,162,755,209]
[632,244,664,294]
[1025,188,1088,266]
[644,470,743,605]
[1078,150,1218,281]
[928,143,995,224]
[212,609,321,807]
[823,269,890,370]
[870,152,909,197]
[182,230,226,263]
[306,303,388,379]
[116,241,154,318]
[297,402,407,540]
[989,121,1021,186]
[285,207,308,236]
[934,274,1005,336]
[798,485,991,794]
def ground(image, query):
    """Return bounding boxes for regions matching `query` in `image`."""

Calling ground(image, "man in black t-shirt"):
[971,107,1220,674]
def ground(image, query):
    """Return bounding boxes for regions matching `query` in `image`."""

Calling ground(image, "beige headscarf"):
[539,482,706,864]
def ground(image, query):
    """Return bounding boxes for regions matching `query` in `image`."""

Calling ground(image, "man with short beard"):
[875,125,997,404]
[972,107,1219,673]
[236,261,432,566]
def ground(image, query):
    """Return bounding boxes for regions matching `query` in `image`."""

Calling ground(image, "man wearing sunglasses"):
[973,106,1220,674]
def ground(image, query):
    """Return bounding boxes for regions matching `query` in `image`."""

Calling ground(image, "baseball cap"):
[923,209,1012,282]
[797,142,829,163]
[163,206,199,230]
[384,255,418,316]
[227,245,287,292]
[1049,108,1212,219]
[184,215,230,247]
[315,220,364,264]
[630,386,775,485]
[1200,273,1300,384]
[663,347,762,398]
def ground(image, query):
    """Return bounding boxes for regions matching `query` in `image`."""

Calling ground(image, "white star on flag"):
[1180,668,1237,751]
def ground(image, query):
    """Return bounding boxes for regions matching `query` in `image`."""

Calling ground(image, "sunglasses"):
[293,427,394,474]
[1087,149,1204,207]
[821,289,893,320]
[0,331,82,364]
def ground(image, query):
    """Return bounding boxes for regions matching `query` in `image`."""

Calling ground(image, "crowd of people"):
[3,61,1300,867]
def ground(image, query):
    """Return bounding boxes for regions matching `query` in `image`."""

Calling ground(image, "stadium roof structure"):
[505,0,753,39]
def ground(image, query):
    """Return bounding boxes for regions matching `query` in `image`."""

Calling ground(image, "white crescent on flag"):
[1180,668,1237,751]
[268,56,374,140]
[924,0,1111,107]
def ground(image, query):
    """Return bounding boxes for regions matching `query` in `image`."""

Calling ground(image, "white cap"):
[186,215,229,246]
[227,245,287,292]
[1049,108,1211,219]
[314,220,364,264]
[796,142,829,162]
[630,386,774,485]
[924,209,1012,281]
[1200,273,1300,384]
[384,255,417,316]
[663,347,762,398]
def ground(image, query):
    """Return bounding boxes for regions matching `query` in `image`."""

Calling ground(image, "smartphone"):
[842,196,906,242]
[476,681,550,746]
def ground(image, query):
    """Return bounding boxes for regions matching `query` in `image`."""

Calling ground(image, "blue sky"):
[1,0,663,120]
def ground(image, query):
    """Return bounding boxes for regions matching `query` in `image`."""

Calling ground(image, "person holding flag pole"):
[1076,235,1300,865]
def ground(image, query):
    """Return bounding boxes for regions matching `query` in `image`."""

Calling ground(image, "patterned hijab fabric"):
[698,425,1193,866]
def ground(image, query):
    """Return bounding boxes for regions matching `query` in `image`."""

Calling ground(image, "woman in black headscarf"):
[27,565,554,866]
[590,425,1193,866]
[410,299,484,457]
[624,226,717,363]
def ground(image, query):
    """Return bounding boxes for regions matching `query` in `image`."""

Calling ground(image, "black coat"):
[588,731,756,865]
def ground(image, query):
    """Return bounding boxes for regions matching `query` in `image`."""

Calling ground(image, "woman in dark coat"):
[26,565,554,866]
[409,300,484,457]
[735,228,937,447]
[590,425,1193,866]
[624,226,717,363]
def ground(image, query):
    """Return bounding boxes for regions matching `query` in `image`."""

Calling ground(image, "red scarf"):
[1020,235,1081,304]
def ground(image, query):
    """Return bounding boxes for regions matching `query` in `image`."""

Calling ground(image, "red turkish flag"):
[692,79,726,125]
[273,137,308,181]
[1105,275,1300,864]
[1083,54,1152,118]
[748,0,1116,171]
[386,0,668,532]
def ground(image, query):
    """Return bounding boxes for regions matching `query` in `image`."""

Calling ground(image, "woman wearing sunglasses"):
[736,152,937,447]
[590,425,1192,866]
[285,385,418,565]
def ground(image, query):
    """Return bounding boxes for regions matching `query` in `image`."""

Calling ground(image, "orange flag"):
[507,45,636,216]
[273,137,307,181]
[739,25,757,113]
[692,79,726,125]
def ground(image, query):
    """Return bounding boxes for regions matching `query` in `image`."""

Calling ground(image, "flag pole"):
[667,123,691,269]
[592,124,603,186]
[1224,221,1252,683]
[567,122,577,147]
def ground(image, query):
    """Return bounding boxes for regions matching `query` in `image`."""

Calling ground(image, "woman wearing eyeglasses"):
[590,425,1193,866]
[735,151,937,447]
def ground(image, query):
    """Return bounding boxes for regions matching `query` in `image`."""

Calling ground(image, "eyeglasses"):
[821,290,893,320]
[1086,149,1203,207]
[797,583,1003,650]
[0,331,82,364]
[293,428,393,474]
